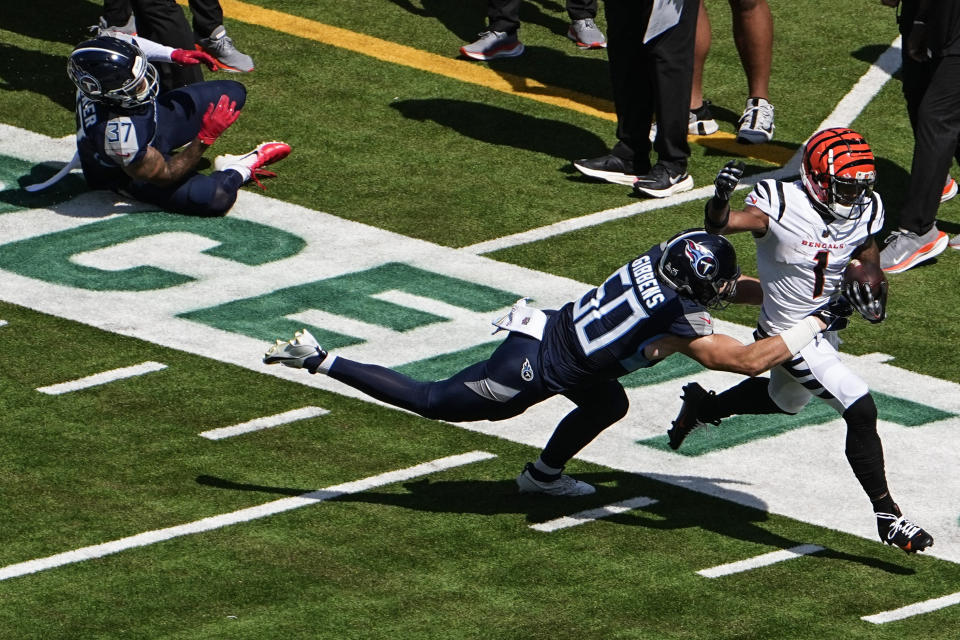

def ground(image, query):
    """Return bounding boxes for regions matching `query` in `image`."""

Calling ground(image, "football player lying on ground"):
[667,128,933,553]
[67,34,290,216]
[263,229,843,497]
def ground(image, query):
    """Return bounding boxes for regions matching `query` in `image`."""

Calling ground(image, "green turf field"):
[2,1,960,638]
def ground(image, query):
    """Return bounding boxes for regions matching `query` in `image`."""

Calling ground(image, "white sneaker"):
[516,463,595,496]
[737,97,775,144]
[263,329,326,368]
[949,233,960,250]
[648,101,720,142]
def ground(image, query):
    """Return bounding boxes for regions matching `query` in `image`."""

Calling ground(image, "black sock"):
[842,395,894,512]
[703,377,786,422]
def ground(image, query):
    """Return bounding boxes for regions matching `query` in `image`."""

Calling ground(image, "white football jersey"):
[745,178,884,334]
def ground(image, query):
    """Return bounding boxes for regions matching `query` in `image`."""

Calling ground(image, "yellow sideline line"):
[185,0,792,166]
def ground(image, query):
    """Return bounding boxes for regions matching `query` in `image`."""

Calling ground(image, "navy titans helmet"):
[67,36,158,109]
[657,229,740,309]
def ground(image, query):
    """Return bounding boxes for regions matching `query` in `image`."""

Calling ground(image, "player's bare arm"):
[643,316,827,377]
[123,142,207,186]
[122,93,240,187]
[850,235,880,266]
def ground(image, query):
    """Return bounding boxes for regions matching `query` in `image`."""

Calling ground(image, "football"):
[843,258,886,292]
[843,258,888,323]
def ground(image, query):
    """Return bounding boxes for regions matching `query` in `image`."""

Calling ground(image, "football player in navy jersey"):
[671,128,934,553]
[68,35,290,216]
[262,229,833,497]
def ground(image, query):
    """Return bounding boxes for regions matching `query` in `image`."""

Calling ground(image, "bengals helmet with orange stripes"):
[800,127,876,220]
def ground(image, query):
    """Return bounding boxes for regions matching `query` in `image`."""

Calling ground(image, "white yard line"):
[463,37,903,256]
[0,450,496,582]
[199,406,329,440]
[35,361,168,395]
[530,496,658,532]
[696,544,825,578]
[862,591,960,624]
[0,320,7,327]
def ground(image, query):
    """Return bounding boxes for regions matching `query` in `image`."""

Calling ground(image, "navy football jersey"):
[75,91,157,190]
[539,243,713,391]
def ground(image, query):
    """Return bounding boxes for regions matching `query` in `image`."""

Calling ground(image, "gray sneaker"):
[950,233,960,250]
[460,30,524,61]
[879,227,948,274]
[97,14,137,36]
[737,97,775,144]
[516,463,595,496]
[199,25,254,72]
[567,18,606,49]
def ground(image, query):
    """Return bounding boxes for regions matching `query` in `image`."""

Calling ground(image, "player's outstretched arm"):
[703,160,769,235]
[645,316,827,377]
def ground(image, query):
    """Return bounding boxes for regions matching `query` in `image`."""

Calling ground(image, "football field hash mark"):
[697,544,825,578]
[862,591,960,624]
[199,406,330,440]
[530,497,658,532]
[35,361,168,395]
[0,451,496,582]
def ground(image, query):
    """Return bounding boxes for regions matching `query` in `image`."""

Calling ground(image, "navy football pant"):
[327,332,629,468]
[126,80,248,217]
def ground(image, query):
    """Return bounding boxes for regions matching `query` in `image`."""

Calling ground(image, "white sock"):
[534,458,563,477]
[314,354,336,374]
[227,165,252,182]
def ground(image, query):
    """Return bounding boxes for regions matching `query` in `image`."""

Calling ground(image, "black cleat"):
[667,382,719,450]
[877,506,934,553]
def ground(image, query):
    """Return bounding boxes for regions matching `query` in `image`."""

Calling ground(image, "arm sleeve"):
[668,299,714,338]
[108,33,176,63]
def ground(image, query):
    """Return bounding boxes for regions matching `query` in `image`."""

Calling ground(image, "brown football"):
[843,258,886,293]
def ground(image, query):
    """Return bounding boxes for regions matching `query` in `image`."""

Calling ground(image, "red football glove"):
[197,95,241,145]
[171,48,219,71]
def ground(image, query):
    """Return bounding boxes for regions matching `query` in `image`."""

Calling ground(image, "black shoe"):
[633,163,694,198]
[667,382,719,450]
[876,506,934,553]
[573,154,644,186]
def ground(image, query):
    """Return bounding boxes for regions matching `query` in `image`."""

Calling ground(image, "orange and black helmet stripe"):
[804,127,875,179]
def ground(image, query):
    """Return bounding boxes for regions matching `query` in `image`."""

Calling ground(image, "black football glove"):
[714,160,746,203]
[813,296,854,332]
[843,279,887,323]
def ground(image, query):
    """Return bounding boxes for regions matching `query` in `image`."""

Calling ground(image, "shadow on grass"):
[197,469,914,575]
[391,98,608,161]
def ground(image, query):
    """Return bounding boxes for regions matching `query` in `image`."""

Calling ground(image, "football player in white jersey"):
[667,127,933,554]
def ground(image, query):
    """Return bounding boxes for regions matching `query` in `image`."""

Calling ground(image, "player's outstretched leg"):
[876,506,934,553]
